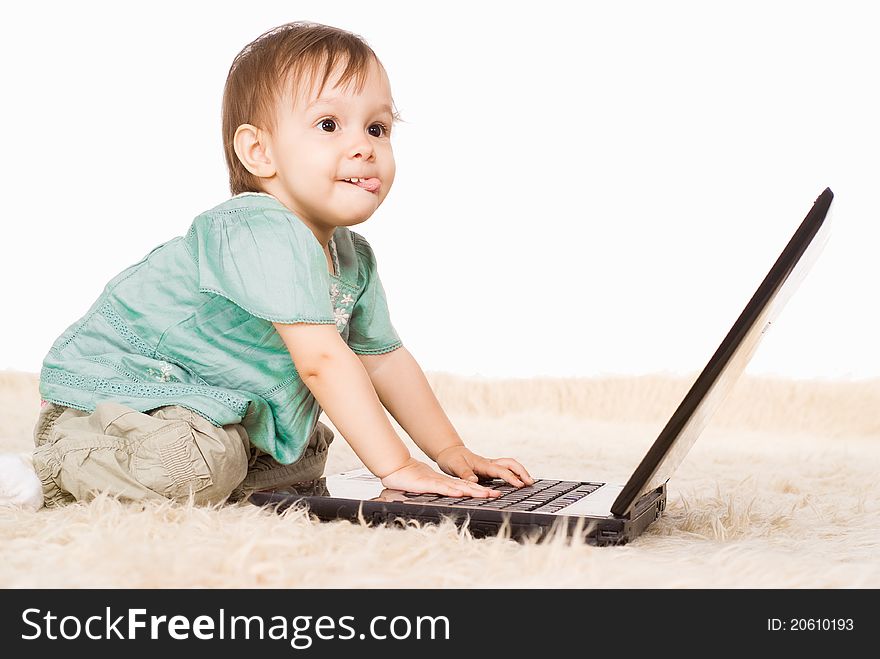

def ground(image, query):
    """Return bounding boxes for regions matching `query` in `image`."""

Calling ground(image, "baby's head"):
[222,22,398,236]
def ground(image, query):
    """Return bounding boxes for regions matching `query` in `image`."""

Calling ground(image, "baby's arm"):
[358,347,533,487]
[273,323,501,497]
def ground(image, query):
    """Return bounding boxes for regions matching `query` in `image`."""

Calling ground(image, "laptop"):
[250,188,834,545]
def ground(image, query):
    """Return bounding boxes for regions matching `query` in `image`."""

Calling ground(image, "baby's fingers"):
[437,475,499,498]
[414,475,492,499]
[444,455,479,483]
[479,462,526,488]
[490,458,534,485]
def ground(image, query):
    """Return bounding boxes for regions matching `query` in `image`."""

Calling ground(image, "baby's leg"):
[33,402,249,507]
[232,421,334,498]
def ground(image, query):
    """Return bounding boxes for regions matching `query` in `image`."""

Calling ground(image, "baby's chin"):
[331,184,388,225]
[331,203,384,227]
[327,212,372,229]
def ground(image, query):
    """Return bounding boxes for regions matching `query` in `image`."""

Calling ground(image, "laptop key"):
[416,478,604,513]
[447,498,485,506]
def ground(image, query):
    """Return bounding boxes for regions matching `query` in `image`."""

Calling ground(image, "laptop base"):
[248,482,666,546]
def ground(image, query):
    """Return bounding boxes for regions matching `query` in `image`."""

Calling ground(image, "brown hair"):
[221,22,393,195]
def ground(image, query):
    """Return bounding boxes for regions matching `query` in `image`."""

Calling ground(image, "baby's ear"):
[233,124,276,178]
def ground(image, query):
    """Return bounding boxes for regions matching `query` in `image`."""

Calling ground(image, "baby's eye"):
[368,123,389,138]
[319,118,338,132]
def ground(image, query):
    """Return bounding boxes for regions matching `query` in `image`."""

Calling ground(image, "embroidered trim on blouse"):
[99,303,207,384]
[41,367,250,417]
[328,276,356,330]
[329,236,341,277]
[146,361,179,383]
[260,372,301,399]
[349,341,403,356]
[100,303,154,357]
[231,191,279,201]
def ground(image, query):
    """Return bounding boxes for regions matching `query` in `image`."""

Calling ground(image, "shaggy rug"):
[1,370,878,588]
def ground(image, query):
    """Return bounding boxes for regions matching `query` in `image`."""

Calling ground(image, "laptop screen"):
[610,188,833,517]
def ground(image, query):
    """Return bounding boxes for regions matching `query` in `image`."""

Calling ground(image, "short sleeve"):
[190,207,335,324]
[347,233,402,354]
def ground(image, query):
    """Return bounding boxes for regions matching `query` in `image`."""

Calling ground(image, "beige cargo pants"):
[32,401,333,508]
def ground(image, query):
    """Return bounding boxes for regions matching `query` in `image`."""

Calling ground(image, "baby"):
[12,22,533,509]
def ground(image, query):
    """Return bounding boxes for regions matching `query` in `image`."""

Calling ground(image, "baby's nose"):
[348,139,375,160]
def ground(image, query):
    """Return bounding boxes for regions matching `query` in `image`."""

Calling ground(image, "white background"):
[1,1,877,381]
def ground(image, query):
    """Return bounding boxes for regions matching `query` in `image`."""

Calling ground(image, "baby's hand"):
[380,458,501,498]
[435,446,534,488]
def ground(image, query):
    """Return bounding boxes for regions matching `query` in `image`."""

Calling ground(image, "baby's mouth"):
[340,177,381,193]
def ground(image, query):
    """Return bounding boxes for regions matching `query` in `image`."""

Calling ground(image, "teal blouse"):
[39,192,402,464]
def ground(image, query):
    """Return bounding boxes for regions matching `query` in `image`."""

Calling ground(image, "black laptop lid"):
[610,188,833,517]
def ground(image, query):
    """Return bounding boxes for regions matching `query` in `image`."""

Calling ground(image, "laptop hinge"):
[622,483,666,520]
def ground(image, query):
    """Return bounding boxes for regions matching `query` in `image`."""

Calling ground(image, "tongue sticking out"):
[354,178,381,193]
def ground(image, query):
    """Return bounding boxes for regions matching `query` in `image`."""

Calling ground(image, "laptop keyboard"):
[402,479,603,514]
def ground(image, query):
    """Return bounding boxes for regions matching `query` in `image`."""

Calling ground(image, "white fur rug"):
[1,370,878,588]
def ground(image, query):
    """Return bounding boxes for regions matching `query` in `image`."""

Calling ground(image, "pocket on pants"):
[132,421,213,499]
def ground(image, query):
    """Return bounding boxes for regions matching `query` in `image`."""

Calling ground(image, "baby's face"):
[263,58,396,236]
